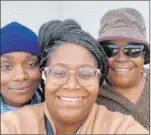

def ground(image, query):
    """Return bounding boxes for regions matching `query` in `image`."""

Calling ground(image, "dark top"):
[97,68,149,130]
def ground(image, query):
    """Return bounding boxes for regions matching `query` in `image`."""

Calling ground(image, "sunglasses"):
[102,44,145,58]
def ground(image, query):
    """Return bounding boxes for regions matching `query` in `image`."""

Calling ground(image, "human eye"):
[80,72,92,78]
[26,61,39,68]
[79,68,94,79]
[124,45,142,53]
[1,62,12,70]
[51,69,67,78]
[108,45,118,52]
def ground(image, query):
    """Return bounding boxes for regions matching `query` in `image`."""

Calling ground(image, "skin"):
[44,43,100,134]
[106,40,146,103]
[1,52,41,107]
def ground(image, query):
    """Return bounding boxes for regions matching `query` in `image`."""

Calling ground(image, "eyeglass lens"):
[47,65,98,87]
[102,44,144,58]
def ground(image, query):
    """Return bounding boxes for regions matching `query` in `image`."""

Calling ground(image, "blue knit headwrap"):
[1,22,40,56]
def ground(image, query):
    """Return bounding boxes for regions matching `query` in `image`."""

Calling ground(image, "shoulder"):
[94,104,148,134]
[1,103,44,120]
[1,103,44,134]
[1,103,44,127]
[95,104,132,123]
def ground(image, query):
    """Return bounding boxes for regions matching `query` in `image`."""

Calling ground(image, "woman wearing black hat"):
[97,8,150,130]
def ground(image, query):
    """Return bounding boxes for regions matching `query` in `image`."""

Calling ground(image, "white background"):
[1,1,150,68]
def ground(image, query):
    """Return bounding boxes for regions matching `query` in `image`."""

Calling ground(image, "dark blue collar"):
[45,115,54,134]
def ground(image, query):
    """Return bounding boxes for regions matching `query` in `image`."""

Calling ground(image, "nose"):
[12,66,29,81]
[63,73,81,90]
[115,48,129,62]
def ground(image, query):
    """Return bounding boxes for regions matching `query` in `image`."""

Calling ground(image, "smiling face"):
[106,40,144,88]
[1,52,41,107]
[45,43,99,125]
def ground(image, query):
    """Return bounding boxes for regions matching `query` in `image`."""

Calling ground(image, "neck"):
[55,121,81,134]
[106,75,146,103]
[48,110,83,134]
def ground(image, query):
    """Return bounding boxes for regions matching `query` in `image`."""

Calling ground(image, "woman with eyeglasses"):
[1,19,148,134]
[1,22,44,113]
[97,8,150,130]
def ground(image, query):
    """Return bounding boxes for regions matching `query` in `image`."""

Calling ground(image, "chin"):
[16,96,32,105]
[110,78,132,87]
[114,82,131,88]
[60,114,79,123]
[56,108,85,124]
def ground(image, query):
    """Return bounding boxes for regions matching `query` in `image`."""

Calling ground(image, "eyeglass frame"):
[44,65,101,87]
[102,44,146,58]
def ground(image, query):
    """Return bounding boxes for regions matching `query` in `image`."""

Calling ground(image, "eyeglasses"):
[44,64,101,87]
[102,44,145,58]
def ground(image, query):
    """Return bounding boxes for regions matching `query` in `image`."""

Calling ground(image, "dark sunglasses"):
[102,44,146,58]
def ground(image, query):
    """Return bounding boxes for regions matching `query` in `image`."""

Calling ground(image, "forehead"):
[108,40,132,46]
[1,52,37,60]
[48,43,97,68]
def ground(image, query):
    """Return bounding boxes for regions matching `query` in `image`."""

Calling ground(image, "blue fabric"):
[1,91,41,113]
[1,22,40,56]
[45,115,54,134]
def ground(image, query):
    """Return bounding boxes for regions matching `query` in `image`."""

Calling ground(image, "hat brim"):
[97,27,150,65]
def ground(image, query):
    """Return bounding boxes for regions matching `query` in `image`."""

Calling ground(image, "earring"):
[142,69,147,78]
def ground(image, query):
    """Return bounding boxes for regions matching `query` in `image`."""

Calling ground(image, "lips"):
[55,94,88,107]
[9,84,33,91]
[110,66,132,72]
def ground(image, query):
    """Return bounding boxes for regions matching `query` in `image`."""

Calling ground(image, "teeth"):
[60,97,82,102]
[114,69,130,72]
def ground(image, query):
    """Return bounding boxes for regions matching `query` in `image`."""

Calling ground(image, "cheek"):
[1,72,14,99]
[1,71,12,90]
[27,69,42,82]
[109,57,144,72]
[108,59,113,66]
[132,57,144,71]
[86,81,99,98]
[45,79,59,98]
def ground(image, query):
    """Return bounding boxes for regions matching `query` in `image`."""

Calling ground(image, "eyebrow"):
[2,53,36,59]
